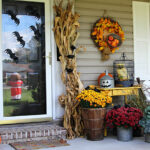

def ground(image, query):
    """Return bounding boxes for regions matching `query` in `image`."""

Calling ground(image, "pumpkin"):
[100,72,114,88]
[101,80,112,88]
[98,72,113,85]
[106,33,122,49]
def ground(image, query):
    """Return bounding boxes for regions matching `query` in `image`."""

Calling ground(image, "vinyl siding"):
[75,0,149,87]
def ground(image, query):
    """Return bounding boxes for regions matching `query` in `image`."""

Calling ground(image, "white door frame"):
[0,0,54,124]
[133,1,150,80]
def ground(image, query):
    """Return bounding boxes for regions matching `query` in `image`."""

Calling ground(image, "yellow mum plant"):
[76,90,112,108]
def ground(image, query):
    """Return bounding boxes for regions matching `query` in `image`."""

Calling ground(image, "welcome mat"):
[10,139,69,150]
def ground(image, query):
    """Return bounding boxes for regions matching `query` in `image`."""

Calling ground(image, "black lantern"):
[113,53,134,87]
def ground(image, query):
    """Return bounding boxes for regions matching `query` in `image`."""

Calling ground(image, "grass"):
[3,89,35,116]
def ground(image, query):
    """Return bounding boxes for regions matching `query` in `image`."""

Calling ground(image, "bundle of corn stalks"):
[53,0,85,139]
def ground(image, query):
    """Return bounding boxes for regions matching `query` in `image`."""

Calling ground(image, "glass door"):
[0,0,52,123]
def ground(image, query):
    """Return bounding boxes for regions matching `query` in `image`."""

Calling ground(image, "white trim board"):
[0,0,3,119]
[133,1,150,80]
[0,0,54,122]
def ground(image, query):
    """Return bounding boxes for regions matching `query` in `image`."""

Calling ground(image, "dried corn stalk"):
[53,0,84,139]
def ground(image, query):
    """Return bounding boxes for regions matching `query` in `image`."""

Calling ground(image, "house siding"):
[75,0,149,87]
[54,0,149,119]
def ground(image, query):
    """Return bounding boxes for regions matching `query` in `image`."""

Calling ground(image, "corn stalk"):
[53,0,84,139]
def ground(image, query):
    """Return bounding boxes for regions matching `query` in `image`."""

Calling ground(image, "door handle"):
[48,52,52,65]
[43,52,52,65]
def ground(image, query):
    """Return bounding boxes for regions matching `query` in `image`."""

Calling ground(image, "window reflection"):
[2,1,46,117]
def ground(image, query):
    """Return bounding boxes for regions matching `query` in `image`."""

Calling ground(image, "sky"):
[2,14,42,60]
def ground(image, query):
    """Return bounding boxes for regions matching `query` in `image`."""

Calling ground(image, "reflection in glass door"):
[2,1,47,117]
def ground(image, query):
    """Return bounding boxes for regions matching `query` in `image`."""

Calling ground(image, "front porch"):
[0,137,150,150]
[0,0,150,148]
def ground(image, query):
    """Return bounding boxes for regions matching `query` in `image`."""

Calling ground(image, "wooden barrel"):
[81,108,106,140]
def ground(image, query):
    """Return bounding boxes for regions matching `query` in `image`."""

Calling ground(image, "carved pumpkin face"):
[101,80,112,88]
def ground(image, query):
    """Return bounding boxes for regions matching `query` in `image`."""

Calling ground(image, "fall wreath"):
[91,17,125,60]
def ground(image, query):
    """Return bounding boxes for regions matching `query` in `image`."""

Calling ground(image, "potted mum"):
[105,105,143,141]
[76,89,112,140]
[139,106,150,143]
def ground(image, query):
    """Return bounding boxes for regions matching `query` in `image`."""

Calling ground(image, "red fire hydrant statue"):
[9,73,23,100]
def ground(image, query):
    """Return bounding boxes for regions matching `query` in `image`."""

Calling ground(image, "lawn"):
[3,89,35,116]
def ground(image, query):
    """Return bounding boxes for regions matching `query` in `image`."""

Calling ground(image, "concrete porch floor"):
[0,136,150,150]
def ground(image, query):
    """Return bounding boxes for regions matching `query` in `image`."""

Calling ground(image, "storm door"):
[0,0,52,123]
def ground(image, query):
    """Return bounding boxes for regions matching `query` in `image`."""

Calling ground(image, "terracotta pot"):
[81,108,106,141]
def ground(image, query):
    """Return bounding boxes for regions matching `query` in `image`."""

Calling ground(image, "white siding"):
[53,0,150,119]
[75,0,149,87]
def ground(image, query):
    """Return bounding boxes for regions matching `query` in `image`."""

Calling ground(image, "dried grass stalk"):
[53,0,84,139]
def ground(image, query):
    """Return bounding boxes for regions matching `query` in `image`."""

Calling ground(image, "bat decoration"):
[66,68,73,73]
[71,45,76,51]
[94,87,100,92]
[13,31,25,47]
[25,5,40,20]
[67,55,75,59]
[6,10,20,25]
[5,49,19,63]
[85,86,90,90]
[30,23,41,41]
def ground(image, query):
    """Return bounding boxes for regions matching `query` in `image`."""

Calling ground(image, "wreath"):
[91,17,125,60]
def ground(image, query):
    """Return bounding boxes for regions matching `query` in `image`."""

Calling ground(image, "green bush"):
[139,106,150,134]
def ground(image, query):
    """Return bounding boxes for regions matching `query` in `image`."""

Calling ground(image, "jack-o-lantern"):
[98,72,113,85]
[100,70,114,88]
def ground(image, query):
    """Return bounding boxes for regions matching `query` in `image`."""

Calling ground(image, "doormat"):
[10,139,69,150]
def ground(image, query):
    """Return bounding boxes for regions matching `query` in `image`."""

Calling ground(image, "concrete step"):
[0,122,67,144]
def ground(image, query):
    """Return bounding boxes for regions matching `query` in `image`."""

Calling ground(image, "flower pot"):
[145,133,150,143]
[81,108,106,141]
[117,127,133,142]
[133,127,143,137]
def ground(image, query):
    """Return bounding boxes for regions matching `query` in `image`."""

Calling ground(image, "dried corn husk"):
[53,0,84,139]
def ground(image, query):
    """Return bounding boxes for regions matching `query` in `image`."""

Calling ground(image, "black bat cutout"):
[71,45,76,51]
[5,49,19,63]
[25,5,40,20]
[94,88,100,92]
[13,31,25,47]
[85,86,90,90]
[66,68,73,73]
[30,24,41,41]
[6,10,20,25]
[67,55,75,59]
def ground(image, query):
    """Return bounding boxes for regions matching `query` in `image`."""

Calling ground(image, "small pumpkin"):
[101,80,112,88]
[98,72,113,85]
[98,70,114,88]
[106,33,122,49]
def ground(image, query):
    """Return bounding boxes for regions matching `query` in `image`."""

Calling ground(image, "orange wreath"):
[91,17,125,60]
